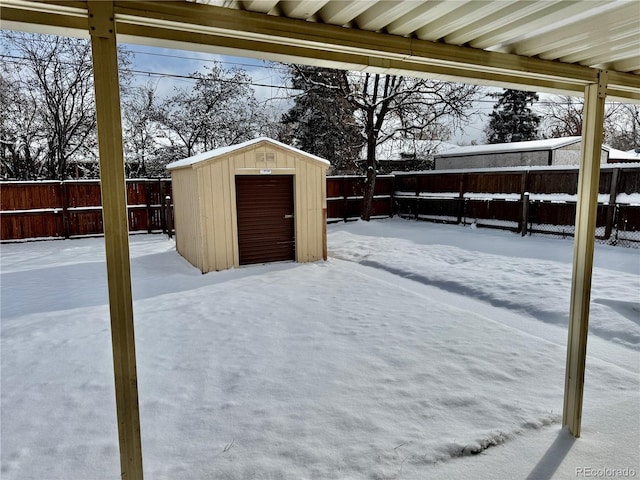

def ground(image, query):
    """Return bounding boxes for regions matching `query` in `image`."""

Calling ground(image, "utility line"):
[0,53,633,106]
[0,54,298,91]
[124,48,289,72]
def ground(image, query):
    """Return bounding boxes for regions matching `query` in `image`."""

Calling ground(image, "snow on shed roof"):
[166,137,330,170]
[434,137,582,158]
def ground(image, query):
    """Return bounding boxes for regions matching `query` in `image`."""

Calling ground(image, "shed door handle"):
[284,214,294,219]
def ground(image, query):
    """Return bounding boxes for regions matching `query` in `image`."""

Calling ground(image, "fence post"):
[145,181,152,234]
[415,175,420,220]
[389,175,395,218]
[342,176,348,223]
[61,180,70,239]
[521,192,530,236]
[164,195,173,239]
[457,173,467,224]
[604,167,619,239]
[160,180,166,234]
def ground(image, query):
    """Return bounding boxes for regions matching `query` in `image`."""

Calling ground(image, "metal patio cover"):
[2,0,639,100]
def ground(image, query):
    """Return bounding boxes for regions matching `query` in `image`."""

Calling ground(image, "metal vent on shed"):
[256,151,276,163]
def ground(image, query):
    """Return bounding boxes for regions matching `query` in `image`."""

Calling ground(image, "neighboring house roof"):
[603,146,640,162]
[374,139,459,161]
[434,137,583,158]
[166,137,330,170]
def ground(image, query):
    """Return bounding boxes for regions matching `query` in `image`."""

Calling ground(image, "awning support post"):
[88,1,144,477]
[563,70,608,438]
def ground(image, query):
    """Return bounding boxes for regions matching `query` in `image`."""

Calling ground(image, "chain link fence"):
[599,204,640,248]
[527,201,640,248]
[395,194,640,249]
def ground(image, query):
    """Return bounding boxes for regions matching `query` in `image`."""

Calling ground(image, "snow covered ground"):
[1,219,639,479]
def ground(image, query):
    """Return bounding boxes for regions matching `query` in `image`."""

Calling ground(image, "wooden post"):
[521,192,530,236]
[322,207,327,260]
[604,167,619,239]
[389,175,395,218]
[165,195,173,239]
[415,175,420,221]
[342,176,348,223]
[520,169,529,197]
[61,180,70,239]
[520,170,529,235]
[159,179,166,234]
[88,2,144,478]
[563,71,608,438]
[457,173,467,224]
[145,181,152,234]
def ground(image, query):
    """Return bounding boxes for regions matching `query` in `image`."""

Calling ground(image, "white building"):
[433,137,609,170]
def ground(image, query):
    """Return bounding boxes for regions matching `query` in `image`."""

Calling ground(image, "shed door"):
[235,175,295,265]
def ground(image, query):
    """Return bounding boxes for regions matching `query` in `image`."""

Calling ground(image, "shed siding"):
[295,161,326,263]
[199,160,236,272]
[295,160,305,261]
[171,168,203,270]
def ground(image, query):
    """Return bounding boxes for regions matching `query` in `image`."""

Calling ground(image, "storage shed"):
[166,137,329,273]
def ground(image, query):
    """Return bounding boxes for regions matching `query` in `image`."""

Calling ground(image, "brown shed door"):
[235,175,295,265]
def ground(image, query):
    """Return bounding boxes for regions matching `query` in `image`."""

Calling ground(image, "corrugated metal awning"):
[2,0,639,100]
[200,0,640,75]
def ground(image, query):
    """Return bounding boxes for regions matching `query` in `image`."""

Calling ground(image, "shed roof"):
[166,137,331,170]
[434,137,583,158]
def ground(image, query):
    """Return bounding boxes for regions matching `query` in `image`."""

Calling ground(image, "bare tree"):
[1,31,134,179]
[3,32,98,179]
[156,63,266,158]
[0,70,44,179]
[122,83,164,177]
[292,70,479,220]
[605,103,640,151]
[539,96,637,150]
[540,95,584,137]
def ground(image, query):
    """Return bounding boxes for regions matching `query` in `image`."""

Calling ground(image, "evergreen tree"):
[280,65,362,172]
[485,89,540,143]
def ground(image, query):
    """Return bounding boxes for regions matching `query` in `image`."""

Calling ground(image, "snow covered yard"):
[1,219,639,479]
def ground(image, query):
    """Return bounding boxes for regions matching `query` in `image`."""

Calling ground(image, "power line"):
[125,48,289,72]
[126,67,297,91]
[0,54,299,92]
[0,52,633,107]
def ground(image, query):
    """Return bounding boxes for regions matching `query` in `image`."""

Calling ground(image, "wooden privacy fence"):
[1,179,172,240]
[1,167,639,246]
[1,176,395,241]
[326,175,394,222]
[394,166,640,247]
